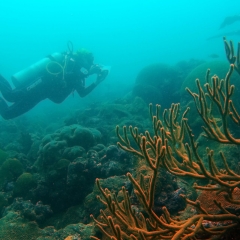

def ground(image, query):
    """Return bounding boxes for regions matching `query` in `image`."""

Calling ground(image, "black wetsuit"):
[0,54,97,119]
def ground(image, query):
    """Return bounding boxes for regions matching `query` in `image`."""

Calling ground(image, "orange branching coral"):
[91,41,240,239]
[186,64,240,144]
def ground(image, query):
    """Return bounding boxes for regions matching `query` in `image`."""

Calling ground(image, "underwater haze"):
[0,0,239,115]
[1,1,240,239]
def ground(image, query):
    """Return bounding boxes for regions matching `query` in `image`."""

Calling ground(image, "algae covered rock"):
[0,149,8,166]
[3,198,53,225]
[37,222,95,240]
[0,158,24,188]
[1,158,23,179]
[13,172,36,197]
[55,159,71,171]
[0,192,8,213]
[133,63,181,107]
[84,175,131,217]
[39,124,101,153]
[62,146,86,161]
[37,124,101,167]
[0,211,41,240]
[57,124,101,149]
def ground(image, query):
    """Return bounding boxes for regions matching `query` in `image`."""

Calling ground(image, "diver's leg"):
[0,75,25,102]
[0,97,9,119]
[0,97,41,120]
[0,75,14,101]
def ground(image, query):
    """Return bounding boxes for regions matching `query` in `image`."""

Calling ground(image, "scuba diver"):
[0,43,108,120]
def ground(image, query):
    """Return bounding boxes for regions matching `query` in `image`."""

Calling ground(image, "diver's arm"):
[76,70,108,98]
[76,81,97,97]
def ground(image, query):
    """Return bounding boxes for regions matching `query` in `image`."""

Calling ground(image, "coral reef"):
[132,60,203,108]
[133,63,181,107]
[91,45,240,238]
[2,198,53,224]
[1,38,240,240]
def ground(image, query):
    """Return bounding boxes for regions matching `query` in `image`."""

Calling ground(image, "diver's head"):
[75,48,94,71]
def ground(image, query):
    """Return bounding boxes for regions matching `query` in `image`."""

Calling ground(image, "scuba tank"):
[11,52,64,88]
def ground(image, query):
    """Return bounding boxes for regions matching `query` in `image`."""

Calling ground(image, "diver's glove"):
[95,70,108,85]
